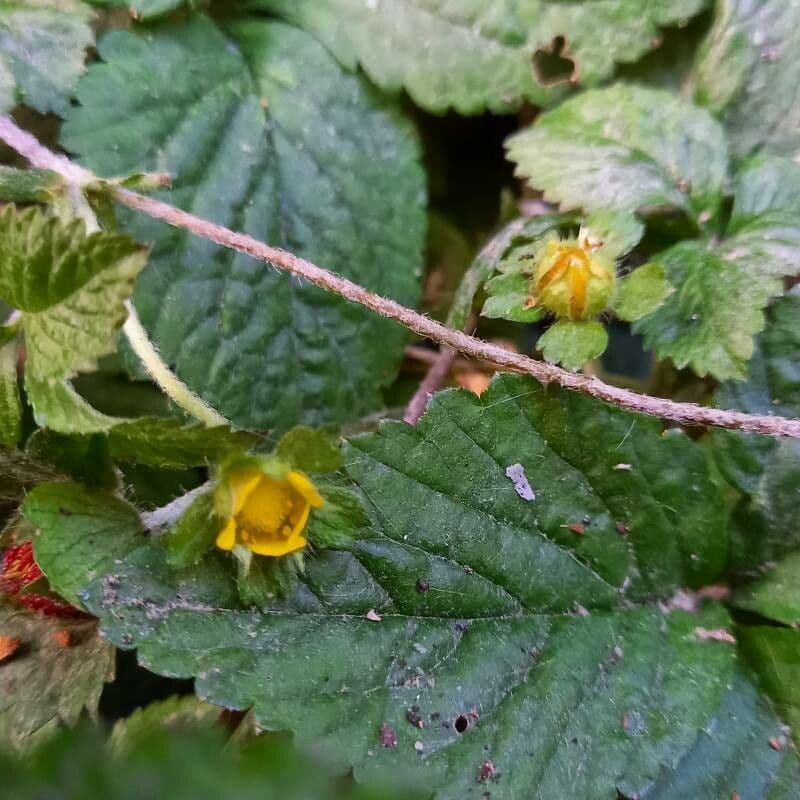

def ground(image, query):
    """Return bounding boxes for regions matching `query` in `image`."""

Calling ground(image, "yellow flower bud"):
[214,465,324,558]
[532,230,615,320]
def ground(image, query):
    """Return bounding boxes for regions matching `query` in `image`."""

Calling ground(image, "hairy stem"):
[1,116,798,438]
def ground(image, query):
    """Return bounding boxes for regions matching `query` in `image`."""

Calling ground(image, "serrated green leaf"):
[538,319,608,369]
[28,377,753,797]
[0,0,93,115]
[164,489,217,570]
[730,156,800,228]
[734,552,800,627]
[612,262,671,322]
[60,15,425,433]
[506,84,728,222]
[0,329,20,446]
[0,167,63,203]
[276,426,343,474]
[692,0,800,161]
[0,206,147,382]
[249,0,709,114]
[633,237,786,381]
[738,627,800,749]
[0,606,114,752]
[107,418,258,469]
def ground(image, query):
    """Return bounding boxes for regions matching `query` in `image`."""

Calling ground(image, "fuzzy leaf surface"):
[0,0,92,114]
[692,0,800,161]
[506,84,728,222]
[250,0,709,113]
[60,15,425,433]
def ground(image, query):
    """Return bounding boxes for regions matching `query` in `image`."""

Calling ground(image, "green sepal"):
[538,320,609,370]
[276,426,343,473]
[164,490,219,570]
[612,262,672,322]
[305,480,370,549]
[233,547,301,606]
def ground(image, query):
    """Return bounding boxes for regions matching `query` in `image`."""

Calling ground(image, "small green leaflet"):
[506,84,728,223]
[692,0,800,161]
[634,165,800,381]
[538,320,608,370]
[0,0,93,115]
[250,0,710,114]
[60,14,425,434]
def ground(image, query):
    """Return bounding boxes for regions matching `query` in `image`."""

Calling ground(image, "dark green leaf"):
[506,84,728,223]
[249,0,710,113]
[734,552,800,627]
[108,418,258,469]
[711,289,800,570]
[692,0,800,161]
[60,15,425,433]
[738,627,800,749]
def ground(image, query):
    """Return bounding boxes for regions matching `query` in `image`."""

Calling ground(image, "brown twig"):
[1,116,799,438]
[404,346,457,424]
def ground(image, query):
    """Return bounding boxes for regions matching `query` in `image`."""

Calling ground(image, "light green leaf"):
[0,327,20,446]
[584,209,645,260]
[692,0,800,161]
[249,0,709,114]
[0,0,93,114]
[24,374,122,434]
[738,627,800,749]
[612,262,671,322]
[480,286,543,323]
[538,319,608,369]
[0,606,114,752]
[0,206,147,382]
[107,418,257,469]
[506,84,728,222]
[634,238,786,381]
[60,15,425,433]
[25,482,144,607]
[734,552,800,627]
[0,167,63,203]
[730,155,800,227]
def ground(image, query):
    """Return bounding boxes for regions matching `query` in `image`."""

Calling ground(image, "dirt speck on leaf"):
[505,463,535,501]
[379,723,397,748]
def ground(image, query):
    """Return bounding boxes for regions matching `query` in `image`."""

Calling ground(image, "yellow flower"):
[532,230,615,320]
[215,466,324,558]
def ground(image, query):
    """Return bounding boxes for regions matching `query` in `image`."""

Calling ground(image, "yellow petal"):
[288,502,311,542]
[228,469,263,515]
[248,533,307,557]
[287,471,324,508]
[216,519,237,551]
